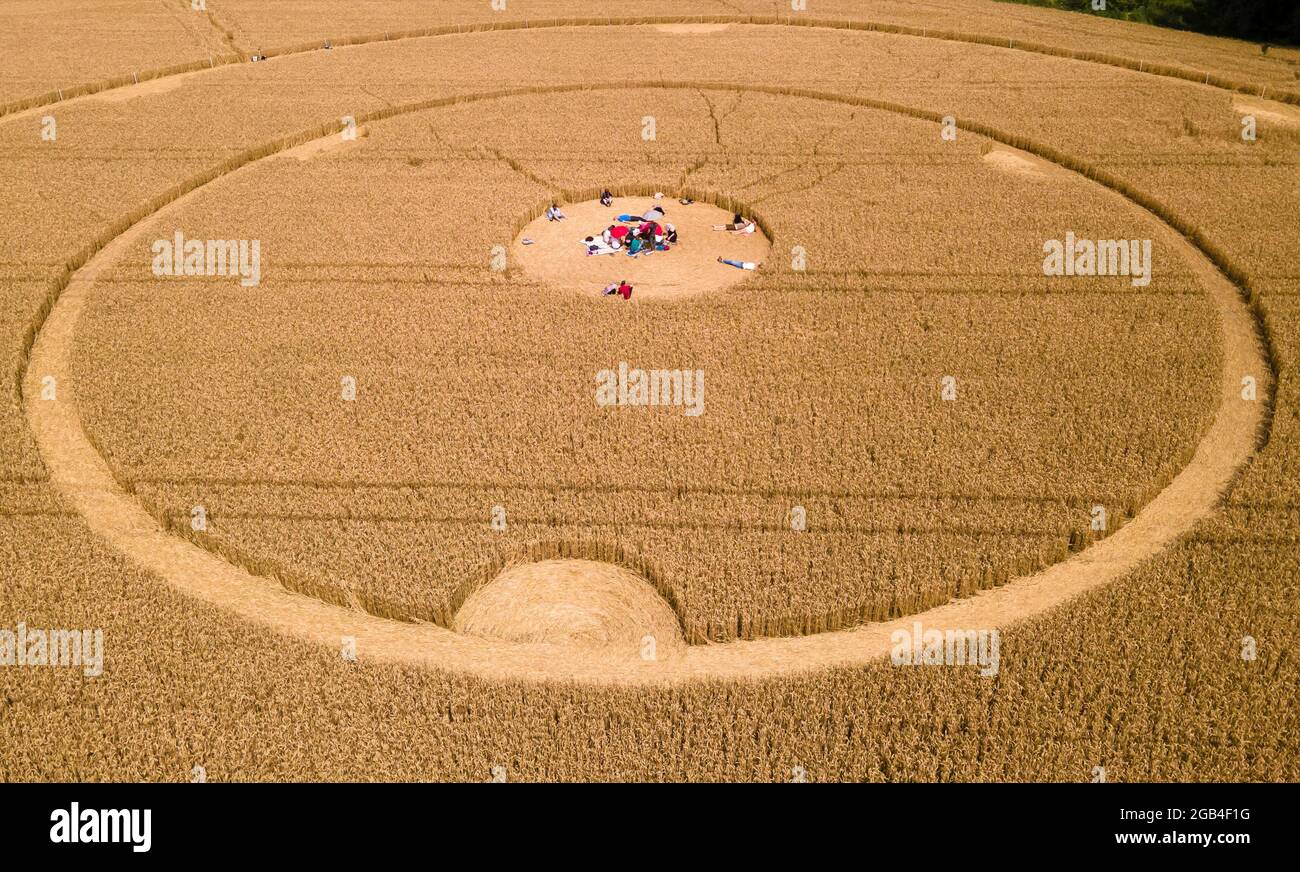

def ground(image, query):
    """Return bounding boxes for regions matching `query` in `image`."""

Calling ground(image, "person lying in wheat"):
[712,214,755,234]
[617,205,665,223]
[581,236,619,256]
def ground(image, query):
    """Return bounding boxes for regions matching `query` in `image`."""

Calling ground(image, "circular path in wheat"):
[19,42,1271,683]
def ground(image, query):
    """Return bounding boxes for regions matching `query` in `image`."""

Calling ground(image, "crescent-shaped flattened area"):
[20,57,1268,686]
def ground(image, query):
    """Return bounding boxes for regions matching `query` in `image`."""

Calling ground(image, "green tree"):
[1003,0,1299,44]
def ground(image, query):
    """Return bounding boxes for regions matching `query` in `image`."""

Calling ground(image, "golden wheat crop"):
[56,90,1223,641]
[0,6,1295,782]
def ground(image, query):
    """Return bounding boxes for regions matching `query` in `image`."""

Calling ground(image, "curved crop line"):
[21,82,1273,684]
[2,13,1296,121]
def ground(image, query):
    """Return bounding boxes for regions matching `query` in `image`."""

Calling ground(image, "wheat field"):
[0,0,1296,783]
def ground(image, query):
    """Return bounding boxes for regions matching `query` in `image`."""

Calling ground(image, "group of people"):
[581,197,678,259]
[536,193,761,299]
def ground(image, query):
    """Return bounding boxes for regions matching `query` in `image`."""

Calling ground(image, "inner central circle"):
[512,196,771,299]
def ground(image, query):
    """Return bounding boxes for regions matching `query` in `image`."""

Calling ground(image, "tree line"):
[1004,0,1299,45]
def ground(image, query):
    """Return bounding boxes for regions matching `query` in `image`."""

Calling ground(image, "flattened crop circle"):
[21,79,1268,684]
[513,197,770,299]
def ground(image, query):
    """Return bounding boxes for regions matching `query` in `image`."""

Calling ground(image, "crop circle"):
[512,197,770,299]
[23,74,1263,684]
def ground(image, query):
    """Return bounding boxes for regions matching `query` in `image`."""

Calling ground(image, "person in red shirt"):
[603,280,633,299]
